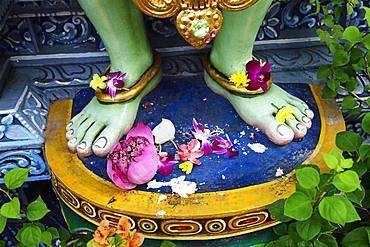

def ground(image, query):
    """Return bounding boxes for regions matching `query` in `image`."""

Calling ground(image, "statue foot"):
[204,72,314,145]
[66,73,161,157]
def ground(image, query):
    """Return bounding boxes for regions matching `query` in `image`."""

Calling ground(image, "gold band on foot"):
[95,53,161,103]
[203,55,272,95]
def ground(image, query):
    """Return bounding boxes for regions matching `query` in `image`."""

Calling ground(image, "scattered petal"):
[152,118,176,145]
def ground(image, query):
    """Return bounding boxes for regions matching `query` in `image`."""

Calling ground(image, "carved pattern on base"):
[52,172,277,239]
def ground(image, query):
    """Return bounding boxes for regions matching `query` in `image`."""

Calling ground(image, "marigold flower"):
[229,71,250,88]
[275,106,295,123]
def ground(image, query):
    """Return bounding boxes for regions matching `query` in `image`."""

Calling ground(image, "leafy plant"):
[0,168,70,247]
[267,132,370,246]
[266,1,370,245]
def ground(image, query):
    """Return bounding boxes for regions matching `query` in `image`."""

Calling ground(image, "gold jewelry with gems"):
[132,0,259,49]
[95,53,161,103]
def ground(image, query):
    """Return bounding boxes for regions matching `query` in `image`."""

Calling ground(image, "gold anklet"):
[93,53,161,103]
[203,55,272,95]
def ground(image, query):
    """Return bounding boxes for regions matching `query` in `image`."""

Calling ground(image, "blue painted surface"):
[72,75,321,193]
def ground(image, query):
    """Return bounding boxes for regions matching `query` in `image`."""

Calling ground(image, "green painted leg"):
[205,0,314,145]
[66,0,160,157]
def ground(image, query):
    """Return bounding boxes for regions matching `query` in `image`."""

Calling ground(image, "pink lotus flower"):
[107,122,158,190]
[178,139,204,165]
[245,59,271,92]
[192,118,213,156]
[106,71,127,99]
[157,153,178,176]
[212,135,239,158]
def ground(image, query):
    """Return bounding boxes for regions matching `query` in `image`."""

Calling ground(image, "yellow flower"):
[90,74,108,91]
[275,106,295,123]
[179,161,194,174]
[229,71,250,88]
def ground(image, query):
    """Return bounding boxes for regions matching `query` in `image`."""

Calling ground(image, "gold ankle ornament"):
[133,0,258,49]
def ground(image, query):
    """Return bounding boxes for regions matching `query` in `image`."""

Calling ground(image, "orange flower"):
[92,217,144,247]
[128,229,144,247]
[115,217,144,247]
[116,217,131,239]
[93,220,116,246]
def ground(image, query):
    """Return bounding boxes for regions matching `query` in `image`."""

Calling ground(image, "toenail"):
[277,124,291,136]
[67,121,73,128]
[305,109,314,117]
[77,142,87,150]
[67,129,74,135]
[69,137,77,144]
[302,116,310,123]
[296,123,305,131]
[94,137,107,149]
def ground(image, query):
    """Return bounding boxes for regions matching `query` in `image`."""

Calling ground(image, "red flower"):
[178,139,204,165]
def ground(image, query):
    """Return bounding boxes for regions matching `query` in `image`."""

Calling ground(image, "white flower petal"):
[152,118,176,145]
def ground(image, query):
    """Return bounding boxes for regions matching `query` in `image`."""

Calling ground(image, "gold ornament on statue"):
[132,0,259,49]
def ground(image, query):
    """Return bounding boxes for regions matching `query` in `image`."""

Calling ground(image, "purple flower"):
[246,59,271,92]
[192,118,213,156]
[212,135,239,158]
[106,71,127,99]
[157,153,178,176]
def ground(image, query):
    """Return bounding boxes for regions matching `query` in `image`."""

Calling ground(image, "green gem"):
[191,20,210,39]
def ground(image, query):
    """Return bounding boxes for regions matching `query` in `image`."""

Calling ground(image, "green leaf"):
[0,197,21,219]
[26,196,50,221]
[47,227,59,239]
[325,15,335,28]
[318,234,338,247]
[4,168,29,190]
[318,173,336,192]
[359,144,370,160]
[160,240,177,247]
[267,199,291,222]
[284,192,313,221]
[20,225,41,247]
[342,96,357,110]
[343,26,362,43]
[342,226,370,247]
[346,186,365,206]
[352,161,368,176]
[350,48,362,64]
[317,66,330,80]
[0,215,6,234]
[362,34,370,50]
[347,4,354,16]
[339,196,361,223]
[296,167,320,189]
[340,158,353,169]
[297,184,317,200]
[296,218,321,241]
[58,226,71,242]
[322,153,340,171]
[333,49,350,66]
[362,112,370,135]
[332,170,361,192]
[364,7,370,26]
[41,231,52,246]
[336,131,363,152]
[319,196,347,225]
[272,223,288,236]
[321,86,337,99]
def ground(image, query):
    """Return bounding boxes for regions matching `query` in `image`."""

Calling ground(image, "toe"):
[286,118,307,140]
[264,118,295,146]
[92,126,124,157]
[76,122,105,157]
[286,96,314,119]
[68,117,95,153]
[287,105,312,129]
[66,113,88,141]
